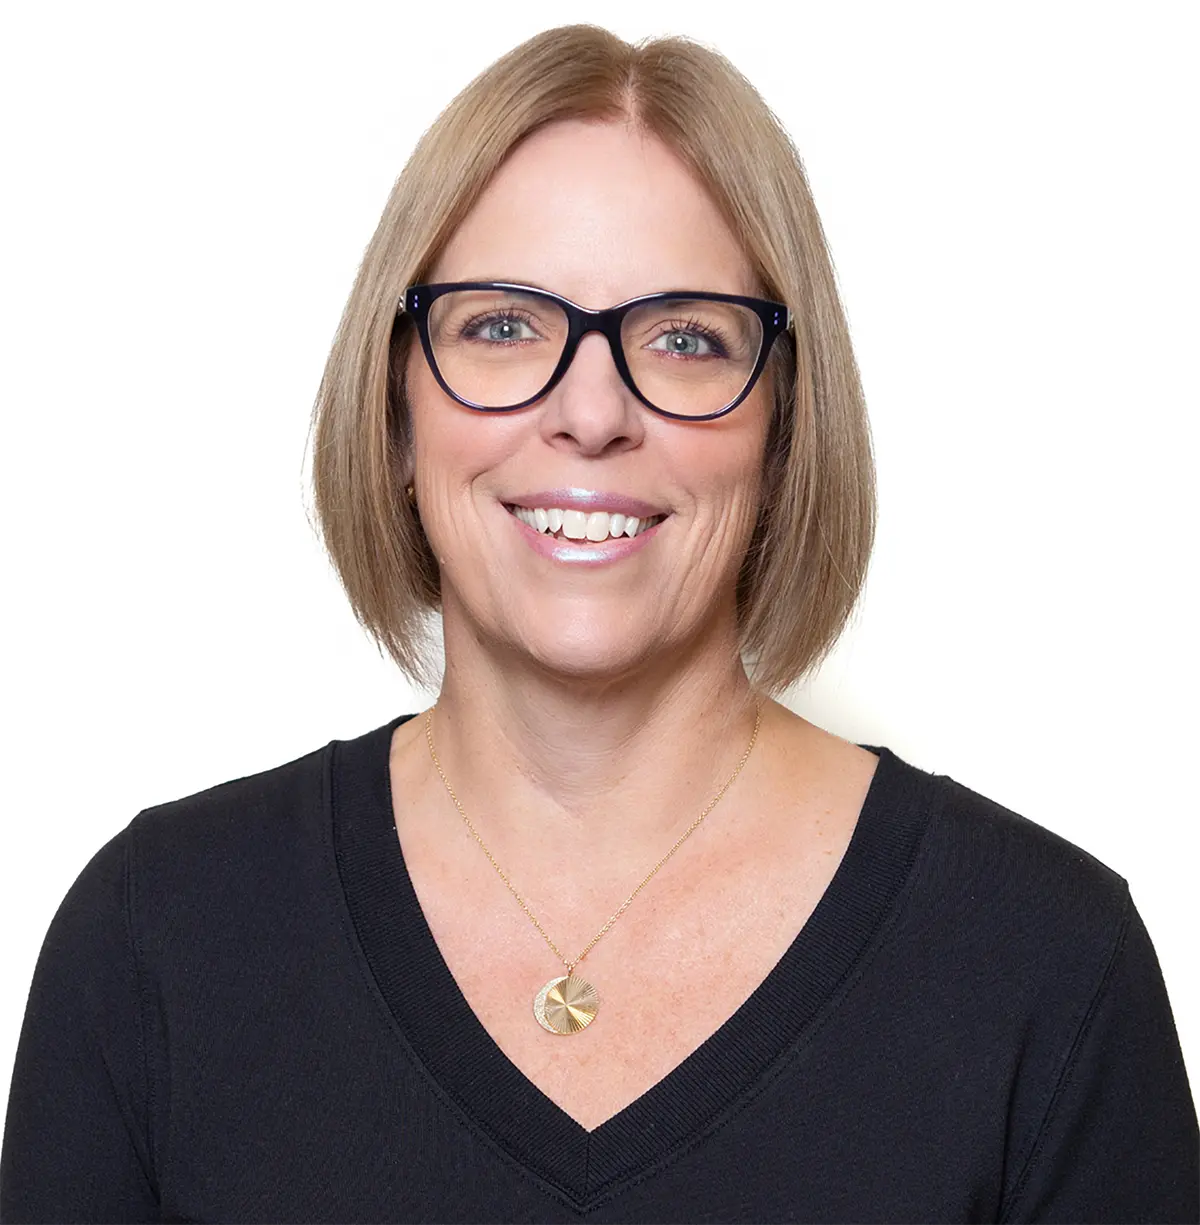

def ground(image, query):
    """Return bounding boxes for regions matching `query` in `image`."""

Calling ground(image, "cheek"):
[407,356,504,486]
[677,389,772,516]
[404,357,530,576]
[406,353,452,472]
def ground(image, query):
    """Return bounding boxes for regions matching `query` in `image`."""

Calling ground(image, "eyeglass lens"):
[426,288,764,416]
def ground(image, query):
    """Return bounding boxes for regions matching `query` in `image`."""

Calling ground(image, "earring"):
[405,483,417,505]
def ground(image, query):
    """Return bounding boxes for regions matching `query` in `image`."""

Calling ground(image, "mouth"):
[503,503,669,544]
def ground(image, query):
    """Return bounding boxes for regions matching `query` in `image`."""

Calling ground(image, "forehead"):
[430,119,759,305]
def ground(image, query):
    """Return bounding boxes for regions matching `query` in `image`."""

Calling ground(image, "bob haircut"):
[311,24,874,695]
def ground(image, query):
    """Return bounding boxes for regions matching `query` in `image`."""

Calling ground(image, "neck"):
[425,609,762,868]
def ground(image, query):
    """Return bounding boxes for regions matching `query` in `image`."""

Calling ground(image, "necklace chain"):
[424,702,762,974]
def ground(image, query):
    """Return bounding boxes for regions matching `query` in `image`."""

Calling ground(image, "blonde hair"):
[311,24,874,693]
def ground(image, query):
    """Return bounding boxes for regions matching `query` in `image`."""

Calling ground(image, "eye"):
[461,312,541,344]
[646,322,729,359]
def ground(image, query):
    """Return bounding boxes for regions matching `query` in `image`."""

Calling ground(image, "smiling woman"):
[2,22,1196,1225]
[311,57,871,697]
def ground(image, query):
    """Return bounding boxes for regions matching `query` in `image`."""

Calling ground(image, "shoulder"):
[23,733,354,1026]
[870,749,1132,974]
[44,719,403,981]
[931,762,1127,912]
[51,737,338,917]
[35,740,339,963]
[877,760,1197,1221]
[114,718,400,916]
[40,715,412,947]
[128,737,333,865]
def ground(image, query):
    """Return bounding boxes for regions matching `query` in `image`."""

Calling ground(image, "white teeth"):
[509,504,663,541]
[562,510,588,540]
[585,511,609,542]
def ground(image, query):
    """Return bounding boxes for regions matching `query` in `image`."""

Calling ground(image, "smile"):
[504,504,667,543]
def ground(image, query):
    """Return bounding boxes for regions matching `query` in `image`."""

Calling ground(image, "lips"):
[504,489,669,519]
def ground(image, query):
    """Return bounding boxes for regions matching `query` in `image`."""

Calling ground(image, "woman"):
[2,23,1195,1223]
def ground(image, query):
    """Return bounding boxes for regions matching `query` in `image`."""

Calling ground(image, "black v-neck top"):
[2,715,1196,1223]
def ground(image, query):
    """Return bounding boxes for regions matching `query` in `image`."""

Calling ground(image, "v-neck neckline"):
[331,714,939,1208]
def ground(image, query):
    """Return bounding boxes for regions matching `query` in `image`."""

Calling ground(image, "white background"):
[2,0,1196,1136]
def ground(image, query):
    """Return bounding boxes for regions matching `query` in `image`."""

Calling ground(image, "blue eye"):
[463,313,539,343]
[653,331,706,356]
[648,325,727,358]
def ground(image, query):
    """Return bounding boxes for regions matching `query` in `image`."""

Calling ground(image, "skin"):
[417,127,766,685]
[389,118,877,1128]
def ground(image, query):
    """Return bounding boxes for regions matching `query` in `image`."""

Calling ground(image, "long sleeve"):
[1,825,160,1223]
[1000,893,1199,1224]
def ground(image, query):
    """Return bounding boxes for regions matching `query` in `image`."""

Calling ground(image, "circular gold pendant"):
[533,974,599,1034]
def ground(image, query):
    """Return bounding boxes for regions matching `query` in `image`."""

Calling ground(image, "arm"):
[1001,895,1198,1224]
[1,825,160,1223]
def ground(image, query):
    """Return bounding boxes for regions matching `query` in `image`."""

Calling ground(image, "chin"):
[512,619,664,685]
[444,586,693,685]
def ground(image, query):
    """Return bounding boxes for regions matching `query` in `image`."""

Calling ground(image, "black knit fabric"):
[2,714,1196,1223]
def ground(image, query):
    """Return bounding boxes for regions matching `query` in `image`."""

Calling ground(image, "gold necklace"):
[424,702,763,1035]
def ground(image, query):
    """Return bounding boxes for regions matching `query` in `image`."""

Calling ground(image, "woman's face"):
[406,119,774,682]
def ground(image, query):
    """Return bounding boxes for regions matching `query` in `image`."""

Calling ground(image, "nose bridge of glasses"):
[566,299,622,336]
[559,302,637,386]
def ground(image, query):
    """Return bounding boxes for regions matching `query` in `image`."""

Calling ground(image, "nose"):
[537,331,645,457]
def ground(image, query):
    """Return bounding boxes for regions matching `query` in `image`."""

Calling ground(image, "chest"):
[400,823,850,1131]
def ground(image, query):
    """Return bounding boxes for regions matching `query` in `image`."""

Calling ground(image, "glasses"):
[398,281,791,422]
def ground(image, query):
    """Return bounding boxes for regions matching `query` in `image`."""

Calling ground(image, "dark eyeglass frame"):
[398,281,792,422]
